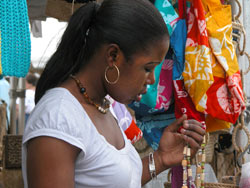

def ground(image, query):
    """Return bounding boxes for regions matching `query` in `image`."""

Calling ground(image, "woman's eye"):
[145,68,153,72]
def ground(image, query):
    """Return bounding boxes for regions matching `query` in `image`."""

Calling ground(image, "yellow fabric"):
[211,52,225,78]
[184,45,214,112]
[183,0,214,113]
[204,0,239,76]
[206,114,231,133]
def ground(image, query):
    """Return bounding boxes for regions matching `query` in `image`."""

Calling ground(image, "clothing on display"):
[0,0,31,77]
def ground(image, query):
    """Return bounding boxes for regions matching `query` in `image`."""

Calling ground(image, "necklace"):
[182,136,206,188]
[70,75,110,114]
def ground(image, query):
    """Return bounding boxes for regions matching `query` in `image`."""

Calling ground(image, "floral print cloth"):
[183,0,214,113]
[154,0,179,36]
[203,0,245,127]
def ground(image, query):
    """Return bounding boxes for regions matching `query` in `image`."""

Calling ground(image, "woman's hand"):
[156,114,206,169]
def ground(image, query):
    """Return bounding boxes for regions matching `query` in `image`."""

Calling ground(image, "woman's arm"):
[141,115,205,185]
[26,136,81,188]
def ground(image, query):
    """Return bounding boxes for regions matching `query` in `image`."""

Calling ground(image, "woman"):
[22,0,205,187]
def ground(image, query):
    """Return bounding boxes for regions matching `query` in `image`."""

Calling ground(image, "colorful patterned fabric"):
[0,0,31,77]
[154,0,179,36]
[173,80,205,124]
[203,0,245,125]
[172,0,206,127]
[183,0,214,113]
[205,0,238,77]
[129,0,178,115]
[135,104,176,150]
[170,0,187,80]
[155,57,174,110]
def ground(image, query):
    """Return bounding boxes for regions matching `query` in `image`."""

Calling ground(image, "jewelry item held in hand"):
[182,138,206,188]
[70,75,110,114]
[182,146,188,188]
[195,136,206,188]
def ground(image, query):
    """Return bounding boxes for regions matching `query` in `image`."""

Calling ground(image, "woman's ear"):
[106,44,122,66]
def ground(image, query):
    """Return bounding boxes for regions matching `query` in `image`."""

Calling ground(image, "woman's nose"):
[146,71,155,85]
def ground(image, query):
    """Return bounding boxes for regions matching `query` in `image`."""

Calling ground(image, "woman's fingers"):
[180,119,206,154]
[181,134,201,152]
[180,128,204,145]
[183,120,206,136]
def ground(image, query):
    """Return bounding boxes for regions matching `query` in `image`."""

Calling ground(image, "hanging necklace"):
[70,75,110,114]
[182,129,206,188]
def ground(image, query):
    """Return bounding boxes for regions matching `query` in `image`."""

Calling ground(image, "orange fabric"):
[205,114,230,132]
[203,0,245,127]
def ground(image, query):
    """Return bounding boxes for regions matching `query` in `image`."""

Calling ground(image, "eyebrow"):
[146,61,161,65]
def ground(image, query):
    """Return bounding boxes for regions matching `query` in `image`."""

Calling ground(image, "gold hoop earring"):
[105,64,120,84]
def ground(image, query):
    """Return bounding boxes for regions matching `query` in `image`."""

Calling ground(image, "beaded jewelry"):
[182,134,206,188]
[70,75,110,114]
[182,146,188,188]
[195,136,206,188]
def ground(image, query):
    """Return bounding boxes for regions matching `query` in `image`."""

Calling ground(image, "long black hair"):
[35,0,169,104]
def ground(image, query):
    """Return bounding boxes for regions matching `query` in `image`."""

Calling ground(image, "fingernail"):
[178,126,184,133]
[183,122,189,128]
[180,128,186,134]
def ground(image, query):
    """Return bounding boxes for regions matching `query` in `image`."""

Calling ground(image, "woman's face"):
[107,37,169,104]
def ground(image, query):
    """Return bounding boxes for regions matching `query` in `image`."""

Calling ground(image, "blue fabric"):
[128,101,165,117]
[0,0,31,77]
[136,104,176,150]
[171,19,187,80]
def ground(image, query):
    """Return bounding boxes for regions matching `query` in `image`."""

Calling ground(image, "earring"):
[105,64,120,84]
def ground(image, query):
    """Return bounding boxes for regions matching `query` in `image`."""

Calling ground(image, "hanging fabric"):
[172,0,205,124]
[135,0,179,113]
[170,0,187,80]
[154,0,179,36]
[205,54,231,132]
[0,0,31,77]
[202,0,245,125]
[135,105,176,150]
[0,34,2,75]
[182,0,214,113]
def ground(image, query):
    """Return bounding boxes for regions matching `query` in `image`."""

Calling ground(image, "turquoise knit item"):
[0,0,31,77]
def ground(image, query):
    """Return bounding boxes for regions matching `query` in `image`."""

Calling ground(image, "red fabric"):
[173,80,205,125]
[124,119,143,144]
[186,0,209,47]
[206,72,245,124]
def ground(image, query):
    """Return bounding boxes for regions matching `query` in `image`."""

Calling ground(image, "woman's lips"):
[135,89,147,102]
